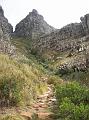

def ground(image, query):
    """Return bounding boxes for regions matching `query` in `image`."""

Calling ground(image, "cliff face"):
[0,6,15,55]
[33,14,89,53]
[31,13,89,70]
[14,9,55,39]
[14,9,89,54]
[33,23,85,52]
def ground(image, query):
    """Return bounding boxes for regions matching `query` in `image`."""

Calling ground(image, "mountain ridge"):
[14,9,55,39]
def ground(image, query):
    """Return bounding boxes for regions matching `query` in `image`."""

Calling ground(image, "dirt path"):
[20,85,56,119]
[0,85,56,120]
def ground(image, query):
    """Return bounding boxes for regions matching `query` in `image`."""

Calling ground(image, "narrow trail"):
[0,85,56,120]
[20,84,56,119]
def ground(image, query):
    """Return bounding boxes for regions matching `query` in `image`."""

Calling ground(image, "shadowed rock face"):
[14,9,55,39]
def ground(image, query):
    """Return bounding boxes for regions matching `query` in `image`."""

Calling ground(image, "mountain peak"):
[0,6,4,17]
[32,9,38,14]
[14,9,55,39]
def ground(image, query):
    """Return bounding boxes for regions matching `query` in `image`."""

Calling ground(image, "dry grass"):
[0,53,47,106]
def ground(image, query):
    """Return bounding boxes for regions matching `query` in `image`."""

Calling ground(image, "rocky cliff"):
[31,13,89,70]
[14,9,55,39]
[0,6,15,55]
[33,14,89,53]
[34,23,84,52]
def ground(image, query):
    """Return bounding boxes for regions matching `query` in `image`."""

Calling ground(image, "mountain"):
[1,6,89,120]
[14,9,55,39]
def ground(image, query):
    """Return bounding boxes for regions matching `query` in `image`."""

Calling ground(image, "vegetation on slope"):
[2,36,89,120]
[0,53,47,107]
[55,82,89,120]
[0,115,25,120]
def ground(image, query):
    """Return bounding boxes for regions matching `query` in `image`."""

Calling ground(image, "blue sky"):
[1,0,89,29]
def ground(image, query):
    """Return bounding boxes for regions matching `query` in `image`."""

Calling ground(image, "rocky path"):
[20,85,56,119]
[0,85,56,120]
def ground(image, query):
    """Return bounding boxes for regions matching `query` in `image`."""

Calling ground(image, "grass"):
[0,53,47,106]
[0,115,25,120]
[11,37,32,57]
[0,30,88,120]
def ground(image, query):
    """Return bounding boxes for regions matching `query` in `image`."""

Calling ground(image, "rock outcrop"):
[14,9,55,39]
[32,13,89,69]
[33,22,85,53]
[0,6,15,55]
[80,14,89,35]
[32,14,89,53]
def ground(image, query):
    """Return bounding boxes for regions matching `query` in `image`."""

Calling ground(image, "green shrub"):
[55,67,73,76]
[31,48,38,56]
[55,82,89,120]
[59,98,89,120]
[56,82,89,105]
[0,77,23,106]
[47,75,61,85]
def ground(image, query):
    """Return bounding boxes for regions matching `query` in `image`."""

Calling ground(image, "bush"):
[55,82,89,120]
[59,98,89,120]
[0,77,23,106]
[56,82,89,105]
[47,75,62,85]
[55,67,73,76]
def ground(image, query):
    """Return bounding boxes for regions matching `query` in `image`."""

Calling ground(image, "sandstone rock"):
[14,9,55,39]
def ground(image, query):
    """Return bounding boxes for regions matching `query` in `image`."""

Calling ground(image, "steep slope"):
[2,6,89,120]
[14,9,55,39]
